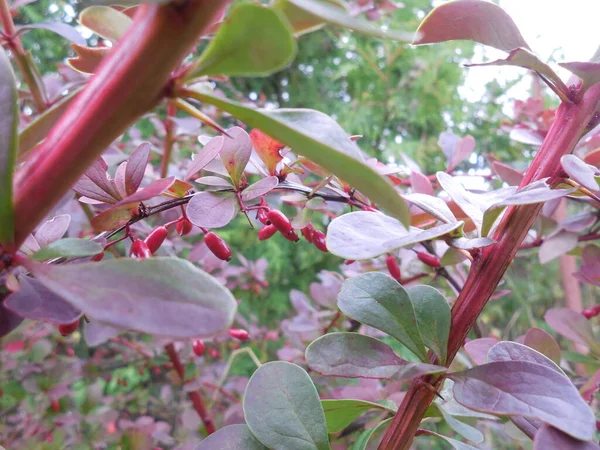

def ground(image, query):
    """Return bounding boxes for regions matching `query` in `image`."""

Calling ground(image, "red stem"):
[379,84,600,450]
[160,100,177,178]
[165,343,215,435]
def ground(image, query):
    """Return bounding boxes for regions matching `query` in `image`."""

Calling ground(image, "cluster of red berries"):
[257,208,327,252]
[582,304,600,320]
[191,329,249,357]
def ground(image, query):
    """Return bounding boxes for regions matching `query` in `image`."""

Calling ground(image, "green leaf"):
[338,273,427,361]
[418,430,481,450]
[31,238,103,261]
[21,257,237,339]
[350,418,392,450]
[188,3,297,79]
[272,0,346,36]
[321,399,395,434]
[562,351,600,367]
[0,46,18,247]
[196,424,268,450]
[78,6,132,42]
[438,407,484,443]
[285,0,413,41]
[407,285,451,364]
[184,90,409,226]
[244,361,331,450]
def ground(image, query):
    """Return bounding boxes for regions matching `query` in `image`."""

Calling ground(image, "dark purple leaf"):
[220,126,253,187]
[463,338,499,365]
[125,142,150,195]
[186,191,238,228]
[306,332,445,381]
[450,361,595,440]
[512,416,543,440]
[241,176,279,201]
[21,257,237,338]
[523,328,561,364]
[545,308,599,351]
[84,158,121,200]
[534,425,600,450]
[34,214,71,247]
[113,176,175,207]
[184,136,224,182]
[5,277,82,324]
[561,154,599,192]
[0,296,24,337]
[327,210,462,259]
[413,0,530,51]
[487,341,563,374]
[15,22,86,46]
[196,424,268,450]
[489,158,524,185]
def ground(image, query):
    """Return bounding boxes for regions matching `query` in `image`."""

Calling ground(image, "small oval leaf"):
[186,191,238,229]
[31,238,102,261]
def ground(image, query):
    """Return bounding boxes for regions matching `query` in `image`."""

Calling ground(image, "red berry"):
[51,398,60,412]
[209,348,221,359]
[176,218,193,236]
[301,223,315,243]
[416,251,440,268]
[91,251,105,262]
[257,208,270,225]
[192,340,206,357]
[386,255,401,281]
[130,239,152,259]
[228,328,250,341]
[145,226,168,253]
[281,229,300,242]
[58,320,79,337]
[312,230,328,252]
[258,224,278,241]
[205,232,232,261]
[582,305,600,319]
[266,209,293,234]
[345,260,356,265]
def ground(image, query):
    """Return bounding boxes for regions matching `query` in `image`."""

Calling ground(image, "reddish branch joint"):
[204,232,232,261]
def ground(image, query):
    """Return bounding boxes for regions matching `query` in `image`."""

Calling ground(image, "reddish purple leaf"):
[84,158,121,200]
[488,157,524,186]
[305,332,445,381]
[464,337,498,365]
[34,214,71,248]
[409,171,434,195]
[560,61,600,91]
[545,308,598,350]
[186,191,238,228]
[125,142,150,195]
[534,425,600,450]
[561,154,599,192]
[220,126,252,187]
[438,132,476,171]
[15,22,86,46]
[241,175,279,201]
[184,136,224,181]
[113,176,175,207]
[0,297,24,337]
[85,320,123,346]
[487,341,563,374]
[450,361,595,440]
[523,328,561,364]
[573,244,600,287]
[539,231,578,264]
[413,0,530,52]
[72,176,117,203]
[5,277,82,324]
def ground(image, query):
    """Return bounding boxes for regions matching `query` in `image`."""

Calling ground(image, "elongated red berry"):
[58,320,79,337]
[176,218,193,236]
[130,239,152,259]
[582,305,600,319]
[145,226,168,253]
[91,252,105,262]
[416,251,440,268]
[301,223,315,243]
[282,229,300,242]
[266,209,293,234]
[386,255,401,281]
[229,328,250,341]
[313,230,328,252]
[258,224,278,241]
[257,208,270,225]
[51,398,60,412]
[192,340,206,357]
[205,232,232,261]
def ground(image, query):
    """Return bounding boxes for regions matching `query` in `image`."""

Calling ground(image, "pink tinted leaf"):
[195,176,233,187]
[404,193,457,224]
[438,132,475,171]
[414,0,530,52]
[85,320,123,347]
[84,158,121,200]
[125,142,150,195]
[113,176,175,208]
[489,158,524,185]
[523,328,562,364]
[487,341,563,375]
[249,128,285,175]
[534,425,600,450]
[15,22,86,46]
[5,277,82,324]
[409,171,434,195]
[561,154,599,192]
[241,176,279,201]
[539,231,578,263]
[464,337,499,365]
[559,61,600,91]
[451,361,595,440]
[220,126,252,187]
[73,176,118,203]
[545,308,598,350]
[114,161,128,198]
[34,214,71,247]
[184,136,224,182]
[186,191,238,228]
[509,127,544,146]
[574,244,600,287]
[22,257,237,339]
[305,332,445,381]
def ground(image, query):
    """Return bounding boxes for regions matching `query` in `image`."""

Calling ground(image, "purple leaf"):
[438,132,476,171]
[404,193,457,224]
[574,244,600,287]
[241,176,279,201]
[545,308,598,351]
[413,0,530,52]
[562,154,599,192]
[327,210,463,259]
[534,425,600,450]
[21,257,237,339]
[72,176,118,203]
[186,191,238,228]
[464,338,499,365]
[184,136,224,181]
[306,332,445,381]
[34,214,71,248]
[0,297,23,337]
[409,171,434,195]
[84,320,123,347]
[539,231,578,264]
[523,328,562,364]
[487,341,563,375]
[489,158,524,186]
[5,277,82,324]
[560,61,600,91]
[450,361,595,440]
[196,424,268,450]
[195,176,233,187]
[125,142,150,195]
[113,176,175,207]
[84,158,121,201]
[220,126,253,187]
[509,127,544,146]
[15,22,86,46]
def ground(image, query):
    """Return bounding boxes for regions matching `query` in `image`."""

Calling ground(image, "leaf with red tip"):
[241,176,279,201]
[186,192,238,228]
[220,127,253,187]
[125,142,150,195]
[22,257,237,339]
[250,128,285,175]
[184,136,224,182]
[534,425,600,450]
[414,0,529,52]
